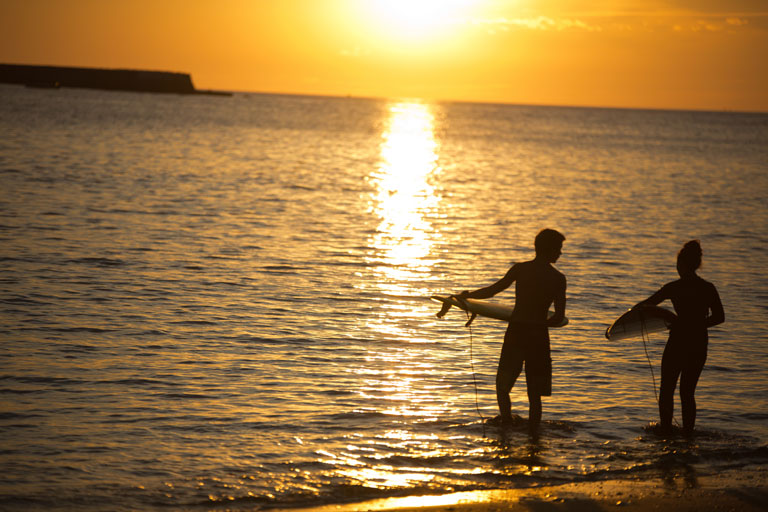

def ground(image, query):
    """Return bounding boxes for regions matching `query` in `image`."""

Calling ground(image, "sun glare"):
[369,102,440,297]
[365,0,476,41]
[362,102,442,339]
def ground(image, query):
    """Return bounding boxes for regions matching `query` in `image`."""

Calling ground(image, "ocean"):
[1,84,767,511]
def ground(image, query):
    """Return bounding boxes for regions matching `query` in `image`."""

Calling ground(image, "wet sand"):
[276,469,768,512]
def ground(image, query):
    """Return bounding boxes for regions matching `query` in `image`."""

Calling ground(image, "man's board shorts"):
[500,322,552,396]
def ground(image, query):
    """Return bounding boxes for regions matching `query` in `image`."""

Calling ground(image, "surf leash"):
[640,312,659,404]
[435,294,485,435]
[639,308,681,429]
[459,299,486,437]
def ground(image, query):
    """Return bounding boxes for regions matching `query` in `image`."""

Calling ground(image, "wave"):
[65,257,126,267]
[31,326,115,333]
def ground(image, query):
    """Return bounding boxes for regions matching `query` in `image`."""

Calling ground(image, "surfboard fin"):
[465,312,477,327]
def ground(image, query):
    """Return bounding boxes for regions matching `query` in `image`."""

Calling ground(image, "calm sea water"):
[1,84,767,511]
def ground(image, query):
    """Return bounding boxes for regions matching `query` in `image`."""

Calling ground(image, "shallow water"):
[1,84,767,510]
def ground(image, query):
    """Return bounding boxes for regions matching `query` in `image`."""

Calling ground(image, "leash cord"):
[641,325,659,404]
[640,311,680,428]
[464,309,486,437]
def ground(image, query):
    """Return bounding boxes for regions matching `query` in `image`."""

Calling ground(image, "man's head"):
[534,228,565,263]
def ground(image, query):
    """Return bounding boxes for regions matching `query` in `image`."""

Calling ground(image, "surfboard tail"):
[605,305,676,341]
[435,298,453,319]
[432,295,478,326]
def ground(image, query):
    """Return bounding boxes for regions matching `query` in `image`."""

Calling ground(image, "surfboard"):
[431,295,568,328]
[604,305,677,341]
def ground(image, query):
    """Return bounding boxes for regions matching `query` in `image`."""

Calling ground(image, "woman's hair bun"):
[678,239,702,271]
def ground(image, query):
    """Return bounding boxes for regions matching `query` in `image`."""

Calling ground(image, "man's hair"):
[534,228,565,254]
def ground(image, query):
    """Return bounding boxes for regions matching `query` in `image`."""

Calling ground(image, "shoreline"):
[273,470,768,512]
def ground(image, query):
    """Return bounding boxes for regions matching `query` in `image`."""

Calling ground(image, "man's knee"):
[497,364,522,391]
[527,391,542,405]
[496,372,512,392]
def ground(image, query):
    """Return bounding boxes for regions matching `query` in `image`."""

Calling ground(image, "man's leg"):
[527,390,542,433]
[496,342,523,420]
[523,326,550,434]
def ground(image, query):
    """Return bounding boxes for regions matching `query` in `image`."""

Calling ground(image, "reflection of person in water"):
[457,229,566,434]
[635,240,724,436]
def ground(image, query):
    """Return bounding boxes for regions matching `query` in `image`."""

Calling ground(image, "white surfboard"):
[605,305,677,341]
[431,295,568,328]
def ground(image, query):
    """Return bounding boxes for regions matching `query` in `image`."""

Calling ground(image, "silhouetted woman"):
[636,240,724,435]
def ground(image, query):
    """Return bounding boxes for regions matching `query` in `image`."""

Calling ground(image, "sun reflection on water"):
[368,101,441,297]
[346,101,451,452]
[342,102,455,491]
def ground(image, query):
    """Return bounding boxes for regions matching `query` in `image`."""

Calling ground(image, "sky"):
[1,0,767,112]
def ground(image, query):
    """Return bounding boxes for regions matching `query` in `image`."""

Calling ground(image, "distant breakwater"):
[0,64,229,95]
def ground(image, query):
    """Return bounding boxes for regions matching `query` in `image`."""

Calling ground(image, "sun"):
[365,0,477,42]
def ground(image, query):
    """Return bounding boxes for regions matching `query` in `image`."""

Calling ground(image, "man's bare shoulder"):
[516,259,562,274]
[525,260,566,287]
[513,260,534,270]
[552,266,566,287]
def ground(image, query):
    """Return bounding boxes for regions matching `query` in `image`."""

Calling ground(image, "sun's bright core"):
[366,0,476,41]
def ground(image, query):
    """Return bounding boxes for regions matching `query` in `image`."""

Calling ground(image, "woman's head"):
[677,240,702,275]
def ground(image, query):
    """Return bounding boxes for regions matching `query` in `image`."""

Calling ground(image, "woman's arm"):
[706,285,725,328]
[633,285,669,309]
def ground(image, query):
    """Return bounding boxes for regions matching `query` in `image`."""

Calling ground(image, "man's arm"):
[460,264,518,300]
[546,274,566,327]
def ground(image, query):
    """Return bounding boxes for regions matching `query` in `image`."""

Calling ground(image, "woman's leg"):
[679,347,707,435]
[659,343,682,429]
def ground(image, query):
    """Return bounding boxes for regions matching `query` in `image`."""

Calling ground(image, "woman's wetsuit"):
[644,275,723,432]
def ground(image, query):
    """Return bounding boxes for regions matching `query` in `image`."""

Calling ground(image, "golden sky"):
[2,0,767,111]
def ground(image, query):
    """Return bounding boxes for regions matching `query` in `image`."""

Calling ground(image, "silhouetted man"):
[458,229,566,434]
